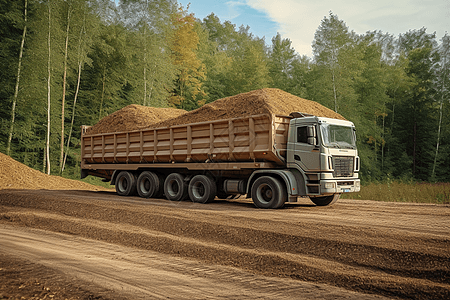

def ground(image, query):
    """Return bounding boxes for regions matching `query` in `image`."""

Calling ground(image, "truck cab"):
[286,113,360,205]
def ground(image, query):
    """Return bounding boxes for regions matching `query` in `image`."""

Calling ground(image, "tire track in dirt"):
[2,210,448,299]
[0,225,386,300]
[1,189,449,299]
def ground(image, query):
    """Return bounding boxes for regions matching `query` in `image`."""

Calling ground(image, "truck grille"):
[333,156,354,177]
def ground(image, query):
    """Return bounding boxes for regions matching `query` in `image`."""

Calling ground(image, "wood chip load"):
[85,105,187,135]
[154,88,345,128]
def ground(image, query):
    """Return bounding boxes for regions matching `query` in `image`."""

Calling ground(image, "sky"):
[178,0,450,57]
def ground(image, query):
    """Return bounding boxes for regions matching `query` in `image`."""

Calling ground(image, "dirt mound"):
[155,88,345,127]
[86,105,187,135]
[0,152,106,191]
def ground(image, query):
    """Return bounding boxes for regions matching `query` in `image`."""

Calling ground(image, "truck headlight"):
[355,181,360,187]
[325,182,335,189]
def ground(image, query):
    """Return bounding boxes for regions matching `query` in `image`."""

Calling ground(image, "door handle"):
[294,155,301,161]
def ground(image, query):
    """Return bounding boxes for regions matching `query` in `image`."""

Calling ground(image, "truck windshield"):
[320,124,356,149]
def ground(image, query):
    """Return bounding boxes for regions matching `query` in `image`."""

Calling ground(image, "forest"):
[0,0,449,184]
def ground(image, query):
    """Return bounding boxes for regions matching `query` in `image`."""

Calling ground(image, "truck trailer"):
[80,112,360,208]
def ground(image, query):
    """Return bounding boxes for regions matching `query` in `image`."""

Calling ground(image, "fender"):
[246,169,301,197]
[110,170,120,186]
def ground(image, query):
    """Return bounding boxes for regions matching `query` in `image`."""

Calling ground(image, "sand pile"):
[0,152,106,191]
[155,88,345,127]
[86,105,187,135]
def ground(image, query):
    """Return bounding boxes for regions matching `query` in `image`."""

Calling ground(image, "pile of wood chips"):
[85,105,187,135]
[154,88,345,127]
[0,152,106,191]
[86,89,345,134]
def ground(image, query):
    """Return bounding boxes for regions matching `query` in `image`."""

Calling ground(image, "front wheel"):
[310,194,340,206]
[251,176,286,209]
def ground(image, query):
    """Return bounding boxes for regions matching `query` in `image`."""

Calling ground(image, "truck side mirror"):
[307,126,317,145]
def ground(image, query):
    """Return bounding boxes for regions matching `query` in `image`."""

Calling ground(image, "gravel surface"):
[0,189,449,299]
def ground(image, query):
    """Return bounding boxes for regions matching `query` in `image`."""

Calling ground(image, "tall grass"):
[345,181,450,204]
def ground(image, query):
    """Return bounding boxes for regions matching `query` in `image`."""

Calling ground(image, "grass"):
[61,172,113,189]
[345,181,450,204]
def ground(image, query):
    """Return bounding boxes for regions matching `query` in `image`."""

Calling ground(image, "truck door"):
[293,121,320,172]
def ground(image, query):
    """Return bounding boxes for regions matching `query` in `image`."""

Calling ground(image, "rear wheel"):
[251,176,286,209]
[115,171,137,196]
[164,173,188,201]
[137,171,163,198]
[188,175,216,203]
[310,194,340,206]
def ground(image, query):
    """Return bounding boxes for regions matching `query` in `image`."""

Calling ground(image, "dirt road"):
[1,189,449,299]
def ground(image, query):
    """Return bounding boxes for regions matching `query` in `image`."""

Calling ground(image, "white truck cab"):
[286,113,360,205]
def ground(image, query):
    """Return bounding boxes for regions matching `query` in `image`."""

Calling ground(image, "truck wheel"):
[251,176,286,209]
[137,171,162,198]
[116,171,137,196]
[188,175,216,203]
[164,173,188,201]
[310,194,340,206]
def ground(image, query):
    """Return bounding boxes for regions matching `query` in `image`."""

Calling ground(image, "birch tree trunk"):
[60,4,72,174]
[62,59,81,173]
[98,69,106,121]
[432,58,447,178]
[62,20,85,173]
[6,0,28,156]
[46,0,52,175]
[432,99,444,179]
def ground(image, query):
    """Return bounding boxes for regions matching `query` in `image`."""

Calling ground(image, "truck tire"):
[164,173,188,201]
[188,175,216,203]
[137,171,163,198]
[310,194,340,206]
[251,176,286,209]
[116,171,137,196]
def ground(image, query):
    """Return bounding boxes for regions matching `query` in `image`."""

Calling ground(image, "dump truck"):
[81,112,360,208]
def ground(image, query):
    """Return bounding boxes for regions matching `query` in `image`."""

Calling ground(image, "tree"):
[119,0,177,107]
[59,0,73,174]
[394,29,438,180]
[169,6,206,110]
[225,25,270,95]
[62,0,98,173]
[268,33,297,91]
[312,12,355,113]
[6,0,28,156]
[432,33,450,180]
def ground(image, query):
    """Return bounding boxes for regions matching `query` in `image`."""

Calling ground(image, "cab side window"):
[297,127,308,143]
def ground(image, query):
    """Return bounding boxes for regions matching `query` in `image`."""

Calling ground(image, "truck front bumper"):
[320,179,360,195]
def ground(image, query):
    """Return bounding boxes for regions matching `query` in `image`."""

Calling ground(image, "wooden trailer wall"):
[81,114,290,167]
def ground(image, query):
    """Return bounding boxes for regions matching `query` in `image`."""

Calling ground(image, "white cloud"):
[245,0,449,57]
[225,1,247,20]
